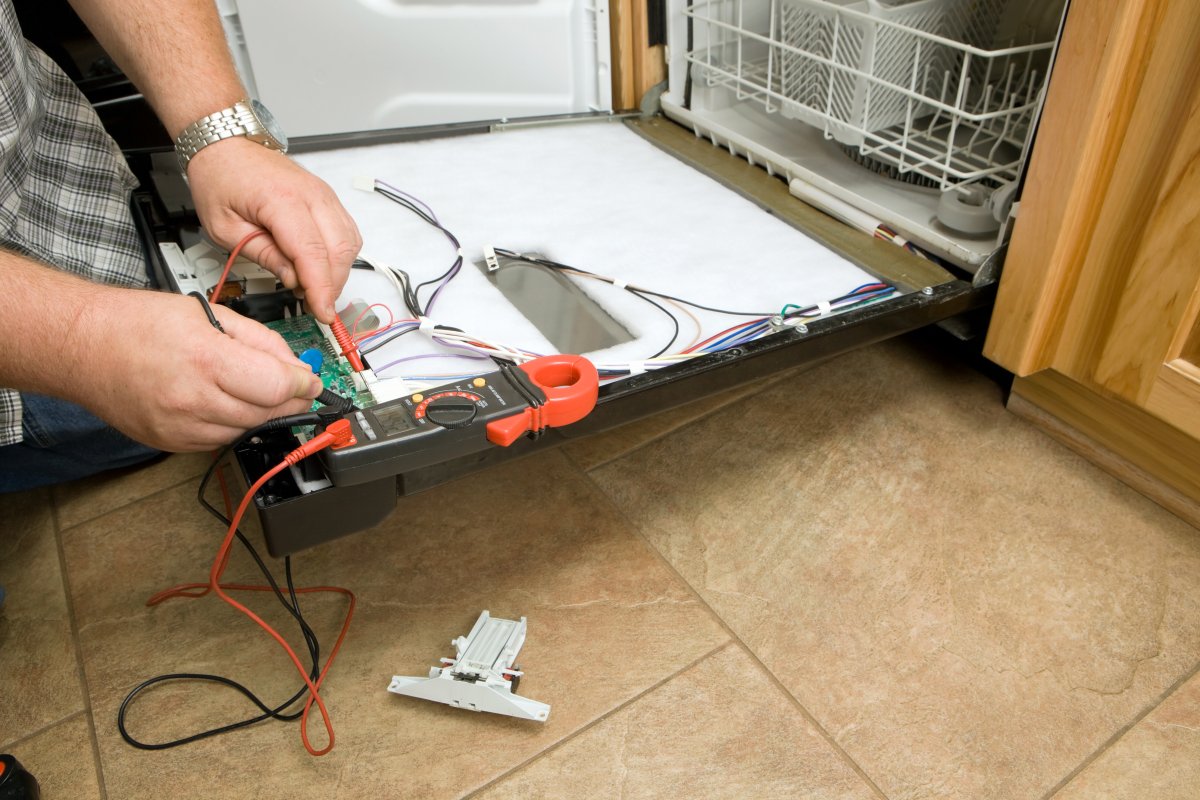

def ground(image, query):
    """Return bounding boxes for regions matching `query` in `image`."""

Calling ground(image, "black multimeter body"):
[320,364,547,487]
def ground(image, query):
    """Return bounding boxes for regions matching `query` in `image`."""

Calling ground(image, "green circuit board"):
[266,315,375,410]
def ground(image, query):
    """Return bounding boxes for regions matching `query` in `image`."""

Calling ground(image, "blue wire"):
[702,324,763,352]
[702,320,770,352]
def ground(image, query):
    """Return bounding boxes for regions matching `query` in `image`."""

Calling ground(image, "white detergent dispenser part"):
[388,611,550,722]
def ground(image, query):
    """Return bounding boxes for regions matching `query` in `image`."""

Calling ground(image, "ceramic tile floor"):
[2,332,1199,800]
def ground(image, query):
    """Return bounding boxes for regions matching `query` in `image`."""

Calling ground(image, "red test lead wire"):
[149,420,357,756]
[208,229,267,304]
[330,315,366,372]
[209,230,366,376]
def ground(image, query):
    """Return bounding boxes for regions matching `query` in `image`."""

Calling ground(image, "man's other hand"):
[186,138,361,324]
[77,290,323,451]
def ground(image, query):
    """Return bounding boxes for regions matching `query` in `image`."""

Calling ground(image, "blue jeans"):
[0,393,160,492]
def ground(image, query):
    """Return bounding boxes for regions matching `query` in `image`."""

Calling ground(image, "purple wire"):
[423,266,458,314]
[433,335,544,360]
[373,352,489,375]
[372,179,464,315]
[356,322,420,355]
[374,180,439,224]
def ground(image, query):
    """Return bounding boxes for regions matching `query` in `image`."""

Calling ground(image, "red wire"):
[149,440,355,756]
[683,318,768,354]
[350,303,395,338]
[353,318,418,343]
[208,230,267,303]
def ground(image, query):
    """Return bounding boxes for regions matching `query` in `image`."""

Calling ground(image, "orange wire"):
[208,230,267,304]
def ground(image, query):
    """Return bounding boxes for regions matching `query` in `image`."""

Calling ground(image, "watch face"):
[250,99,288,151]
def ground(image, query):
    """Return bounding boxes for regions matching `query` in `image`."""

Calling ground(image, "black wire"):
[629,289,679,358]
[413,252,462,304]
[188,291,225,333]
[373,186,464,315]
[491,249,773,317]
[388,266,423,319]
[485,248,683,357]
[118,441,325,750]
[359,324,417,357]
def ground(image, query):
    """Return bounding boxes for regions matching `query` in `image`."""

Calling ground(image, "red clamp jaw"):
[485,355,599,446]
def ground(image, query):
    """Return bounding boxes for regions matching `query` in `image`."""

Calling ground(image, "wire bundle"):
[368,180,464,317]
[348,181,900,386]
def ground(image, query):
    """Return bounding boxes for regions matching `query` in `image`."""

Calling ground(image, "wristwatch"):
[174,99,288,171]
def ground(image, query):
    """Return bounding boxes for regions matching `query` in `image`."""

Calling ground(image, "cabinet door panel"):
[987,0,1200,423]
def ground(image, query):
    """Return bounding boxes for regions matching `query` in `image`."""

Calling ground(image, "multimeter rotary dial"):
[420,392,481,429]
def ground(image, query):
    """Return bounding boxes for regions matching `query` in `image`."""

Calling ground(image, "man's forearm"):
[0,249,114,404]
[67,0,244,137]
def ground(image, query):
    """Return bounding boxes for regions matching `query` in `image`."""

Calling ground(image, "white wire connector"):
[612,279,627,291]
[816,300,832,316]
[352,175,377,193]
[627,360,646,376]
[483,245,500,272]
[418,316,436,333]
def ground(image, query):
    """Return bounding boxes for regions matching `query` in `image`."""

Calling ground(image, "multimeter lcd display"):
[371,403,417,436]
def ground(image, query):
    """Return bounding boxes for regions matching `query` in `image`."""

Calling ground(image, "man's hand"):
[67,0,361,321]
[186,138,362,324]
[70,288,323,451]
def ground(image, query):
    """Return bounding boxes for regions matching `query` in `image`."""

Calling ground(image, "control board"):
[266,315,376,410]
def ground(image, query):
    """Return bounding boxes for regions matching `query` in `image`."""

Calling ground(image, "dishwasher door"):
[128,113,987,557]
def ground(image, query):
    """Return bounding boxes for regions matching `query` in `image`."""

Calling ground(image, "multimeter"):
[0,754,40,799]
[320,354,599,487]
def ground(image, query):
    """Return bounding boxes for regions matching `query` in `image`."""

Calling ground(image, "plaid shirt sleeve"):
[0,0,150,446]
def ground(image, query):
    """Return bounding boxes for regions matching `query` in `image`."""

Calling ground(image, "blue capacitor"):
[299,348,324,375]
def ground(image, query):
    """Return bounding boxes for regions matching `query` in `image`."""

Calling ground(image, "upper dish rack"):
[685,0,1059,199]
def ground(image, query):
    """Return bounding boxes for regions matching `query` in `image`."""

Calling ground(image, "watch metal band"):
[174,101,276,170]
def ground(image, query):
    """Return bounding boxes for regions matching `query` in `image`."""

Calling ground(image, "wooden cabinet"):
[985,0,1200,525]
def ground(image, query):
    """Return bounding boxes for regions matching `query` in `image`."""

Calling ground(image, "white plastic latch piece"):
[352,175,377,193]
[388,611,550,722]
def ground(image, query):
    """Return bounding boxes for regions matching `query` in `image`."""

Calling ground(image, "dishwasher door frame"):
[126,114,991,556]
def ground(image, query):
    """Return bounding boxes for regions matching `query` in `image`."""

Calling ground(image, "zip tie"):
[418,316,436,333]
[817,300,832,316]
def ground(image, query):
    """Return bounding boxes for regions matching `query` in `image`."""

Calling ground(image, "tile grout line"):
[0,710,87,753]
[1039,657,1200,800]
[461,640,736,799]
[55,467,206,534]
[49,497,110,800]
[567,368,803,474]
[580,469,892,800]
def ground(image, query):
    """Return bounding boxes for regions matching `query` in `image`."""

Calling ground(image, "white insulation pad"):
[294,121,880,385]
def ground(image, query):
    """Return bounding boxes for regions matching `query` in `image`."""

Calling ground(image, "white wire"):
[356,252,410,303]
[378,282,896,382]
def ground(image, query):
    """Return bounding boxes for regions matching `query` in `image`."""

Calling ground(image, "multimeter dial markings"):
[413,391,483,423]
